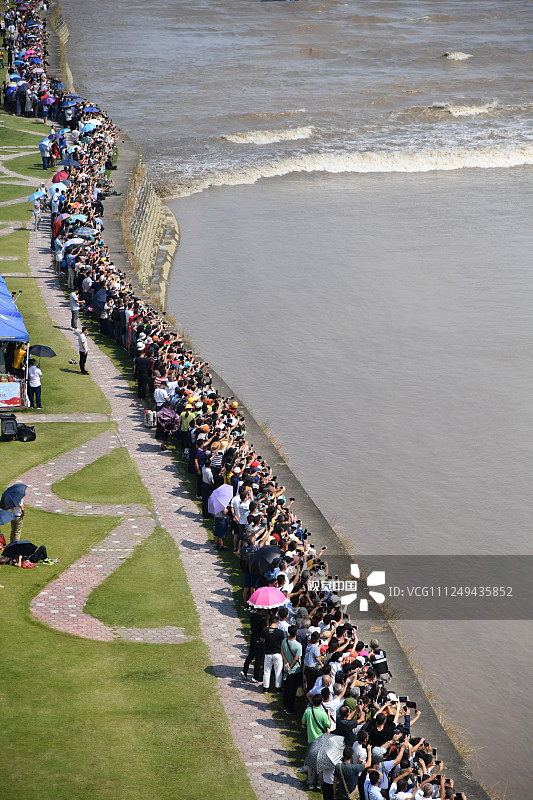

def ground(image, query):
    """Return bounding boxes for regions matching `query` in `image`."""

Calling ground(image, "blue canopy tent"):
[0,274,29,408]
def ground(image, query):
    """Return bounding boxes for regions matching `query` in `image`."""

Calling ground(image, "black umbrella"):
[249,544,281,576]
[2,540,36,559]
[29,345,56,358]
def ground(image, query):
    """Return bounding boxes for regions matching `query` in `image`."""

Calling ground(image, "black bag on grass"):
[17,423,36,442]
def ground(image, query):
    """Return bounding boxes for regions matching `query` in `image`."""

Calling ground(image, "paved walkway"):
[21,412,110,423]
[25,215,308,796]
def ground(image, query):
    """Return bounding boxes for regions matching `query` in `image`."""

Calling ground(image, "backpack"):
[17,423,37,442]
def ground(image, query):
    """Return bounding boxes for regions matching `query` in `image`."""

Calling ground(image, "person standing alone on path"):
[27,358,42,409]
[78,326,89,374]
[69,288,80,330]
[33,197,42,231]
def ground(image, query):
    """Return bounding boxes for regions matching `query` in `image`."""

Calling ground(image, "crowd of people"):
[2,2,470,798]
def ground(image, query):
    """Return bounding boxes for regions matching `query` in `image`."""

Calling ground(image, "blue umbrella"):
[30,58,42,64]
[68,214,87,222]
[73,226,97,238]
[84,106,99,113]
[49,183,67,195]
[6,87,17,96]
[64,93,83,100]
[59,128,70,134]
[28,189,46,202]
[82,122,98,133]
[13,59,25,65]
[59,158,80,168]
[55,83,67,90]
[26,20,39,27]
[62,100,77,108]
[0,483,28,510]
[0,509,15,526]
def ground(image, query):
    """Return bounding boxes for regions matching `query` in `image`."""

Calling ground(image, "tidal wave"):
[430,102,497,116]
[221,126,314,144]
[157,143,533,198]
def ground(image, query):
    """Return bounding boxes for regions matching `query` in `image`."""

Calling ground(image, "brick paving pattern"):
[24,215,308,796]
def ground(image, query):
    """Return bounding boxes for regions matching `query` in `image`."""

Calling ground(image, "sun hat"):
[136,342,144,351]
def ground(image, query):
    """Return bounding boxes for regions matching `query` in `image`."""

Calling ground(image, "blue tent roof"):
[0,274,29,342]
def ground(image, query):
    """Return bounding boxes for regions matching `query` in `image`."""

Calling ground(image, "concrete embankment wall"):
[48,2,179,309]
[121,159,179,308]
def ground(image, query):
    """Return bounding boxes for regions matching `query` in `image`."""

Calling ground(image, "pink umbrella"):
[56,213,71,221]
[32,67,44,74]
[248,586,287,610]
[25,49,36,55]
[52,170,68,183]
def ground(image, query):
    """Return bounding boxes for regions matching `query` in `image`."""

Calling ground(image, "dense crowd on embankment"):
[2,2,474,798]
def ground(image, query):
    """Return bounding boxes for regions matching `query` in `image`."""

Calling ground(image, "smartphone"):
[432,748,438,757]
[435,760,442,767]
[399,696,409,703]
[406,701,417,709]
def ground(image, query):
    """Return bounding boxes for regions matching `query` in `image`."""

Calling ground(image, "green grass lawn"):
[0,183,31,203]
[0,509,255,800]
[0,421,111,489]
[6,276,111,414]
[0,200,32,223]
[0,227,29,272]
[53,446,151,507]
[0,125,46,148]
[3,151,49,178]
[86,527,195,629]
[0,110,49,136]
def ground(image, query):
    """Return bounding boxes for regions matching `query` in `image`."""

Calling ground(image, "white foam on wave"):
[160,143,533,198]
[444,51,473,61]
[221,126,314,144]
[431,102,497,117]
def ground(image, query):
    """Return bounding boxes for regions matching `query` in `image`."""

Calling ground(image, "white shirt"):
[237,498,251,524]
[202,466,213,485]
[389,783,414,800]
[322,694,343,729]
[322,768,334,785]
[77,332,88,353]
[28,365,42,387]
[154,387,169,407]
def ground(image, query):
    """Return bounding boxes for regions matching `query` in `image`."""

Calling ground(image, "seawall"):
[48,1,179,309]
[44,7,491,800]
